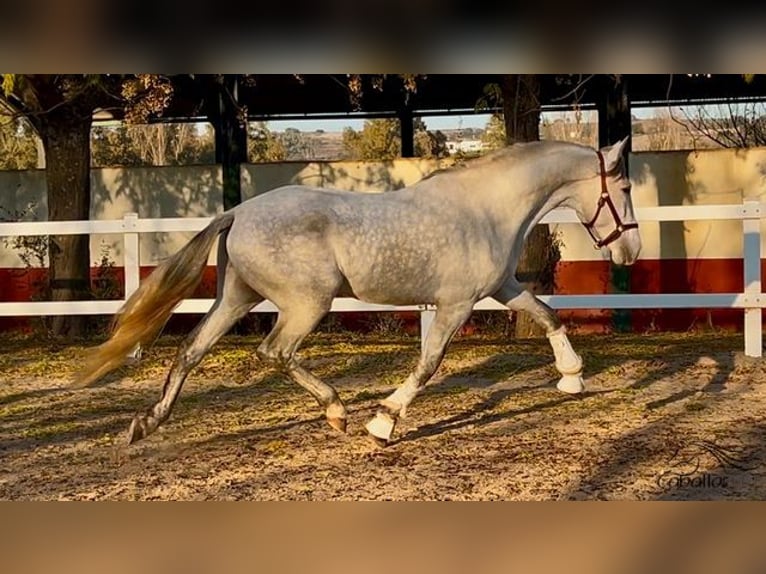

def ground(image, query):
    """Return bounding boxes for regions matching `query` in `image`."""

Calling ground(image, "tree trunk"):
[208,75,247,211]
[38,107,93,338]
[502,75,542,144]
[501,75,561,338]
[206,75,258,333]
[597,75,633,333]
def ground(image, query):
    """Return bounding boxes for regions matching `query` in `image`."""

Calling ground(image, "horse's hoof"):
[127,417,147,445]
[367,433,390,448]
[127,414,159,445]
[365,411,396,444]
[556,374,585,394]
[327,417,347,433]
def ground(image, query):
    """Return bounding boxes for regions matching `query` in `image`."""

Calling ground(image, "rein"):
[582,151,639,249]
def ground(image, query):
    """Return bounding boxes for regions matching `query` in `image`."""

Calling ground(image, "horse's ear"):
[603,136,630,172]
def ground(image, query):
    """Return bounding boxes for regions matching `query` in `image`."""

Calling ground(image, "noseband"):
[582,151,639,249]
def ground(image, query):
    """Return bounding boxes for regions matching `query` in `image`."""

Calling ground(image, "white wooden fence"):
[0,200,763,357]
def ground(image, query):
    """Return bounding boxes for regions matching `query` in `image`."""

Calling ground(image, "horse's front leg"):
[492,281,585,394]
[365,301,475,446]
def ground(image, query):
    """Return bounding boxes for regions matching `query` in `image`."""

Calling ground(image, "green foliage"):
[342,119,401,160]
[278,127,317,160]
[90,242,120,301]
[0,203,48,270]
[91,122,215,167]
[413,118,449,159]
[248,122,287,162]
[2,74,16,96]
[474,82,503,112]
[342,118,450,160]
[1,203,51,333]
[5,232,48,273]
[88,243,122,336]
[0,116,39,170]
[1,115,220,170]
[90,124,140,167]
[365,313,407,336]
[481,114,507,151]
[120,75,175,124]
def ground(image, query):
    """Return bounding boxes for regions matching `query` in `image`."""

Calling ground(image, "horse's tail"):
[73,211,236,387]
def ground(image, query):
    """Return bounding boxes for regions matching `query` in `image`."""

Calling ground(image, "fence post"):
[742,200,762,358]
[123,212,141,359]
[419,305,436,353]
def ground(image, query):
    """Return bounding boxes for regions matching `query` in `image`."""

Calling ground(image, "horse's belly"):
[342,269,436,306]
[340,253,491,305]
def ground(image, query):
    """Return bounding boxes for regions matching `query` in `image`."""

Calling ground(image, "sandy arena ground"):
[1,330,764,500]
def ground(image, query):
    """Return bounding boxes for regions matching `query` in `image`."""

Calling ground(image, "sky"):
[264,114,494,133]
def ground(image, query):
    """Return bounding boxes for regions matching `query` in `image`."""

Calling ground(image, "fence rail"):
[1,201,764,357]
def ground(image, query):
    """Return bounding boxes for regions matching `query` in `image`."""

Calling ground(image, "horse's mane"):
[419,140,590,182]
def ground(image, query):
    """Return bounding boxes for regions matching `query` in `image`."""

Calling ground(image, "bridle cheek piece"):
[582,150,639,249]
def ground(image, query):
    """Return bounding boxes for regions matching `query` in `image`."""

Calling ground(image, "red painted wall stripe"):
[2,260,765,334]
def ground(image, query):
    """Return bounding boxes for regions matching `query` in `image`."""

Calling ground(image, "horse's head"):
[570,136,641,266]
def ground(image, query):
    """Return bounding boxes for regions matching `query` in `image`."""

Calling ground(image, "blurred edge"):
[1,3,766,72]
[0,502,765,574]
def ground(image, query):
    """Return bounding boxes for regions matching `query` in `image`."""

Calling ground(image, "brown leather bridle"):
[582,151,639,249]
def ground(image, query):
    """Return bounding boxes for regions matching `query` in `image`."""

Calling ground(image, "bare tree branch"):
[673,100,766,149]
[549,74,595,103]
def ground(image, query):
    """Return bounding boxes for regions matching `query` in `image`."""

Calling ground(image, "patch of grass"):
[24,356,75,377]
[378,372,405,388]
[430,384,470,396]
[0,403,38,417]
[684,401,707,412]
[312,352,409,380]
[260,439,290,455]
[352,389,380,402]
[364,313,407,336]
[17,420,81,441]
[205,348,253,365]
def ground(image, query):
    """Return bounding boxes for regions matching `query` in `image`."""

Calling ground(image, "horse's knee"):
[256,341,274,361]
[175,344,206,370]
[189,347,206,364]
[256,343,288,369]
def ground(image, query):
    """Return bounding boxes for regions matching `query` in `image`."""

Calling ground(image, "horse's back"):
[225,183,505,307]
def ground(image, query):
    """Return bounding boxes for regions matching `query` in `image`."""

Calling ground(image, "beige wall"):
[0,159,453,267]
[0,165,222,267]
[241,158,455,198]
[1,149,765,268]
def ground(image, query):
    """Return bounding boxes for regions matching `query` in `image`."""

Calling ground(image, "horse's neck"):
[465,149,582,229]
[410,145,589,236]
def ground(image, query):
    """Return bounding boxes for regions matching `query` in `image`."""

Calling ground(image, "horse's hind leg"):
[127,264,261,444]
[365,301,475,446]
[256,303,347,432]
[492,280,585,394]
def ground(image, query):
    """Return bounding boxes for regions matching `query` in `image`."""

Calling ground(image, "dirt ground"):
[1,330,765,500]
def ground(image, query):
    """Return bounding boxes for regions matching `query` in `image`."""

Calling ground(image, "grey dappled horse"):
[75,137,641,447]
